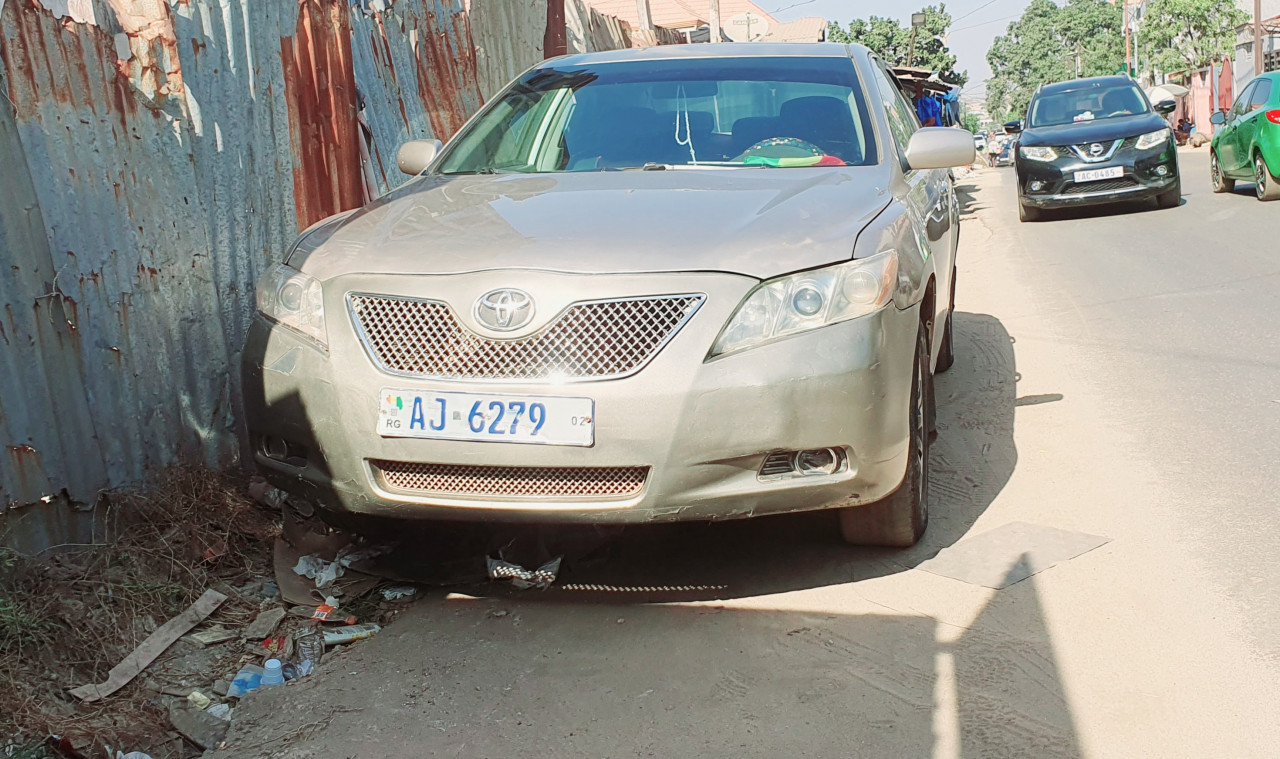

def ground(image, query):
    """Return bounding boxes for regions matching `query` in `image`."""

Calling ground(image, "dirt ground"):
[16,164,1280,757]
[206,166,1280,758]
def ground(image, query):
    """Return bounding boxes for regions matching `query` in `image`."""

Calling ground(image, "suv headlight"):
[709,250,899,358]
[1135,128,1170,150]
[256,264,327,348]
[1019,146,1058,162]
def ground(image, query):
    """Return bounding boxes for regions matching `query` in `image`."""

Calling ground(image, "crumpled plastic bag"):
[335,544,391,568]
[293,554,343,588]
[487,556,562,590]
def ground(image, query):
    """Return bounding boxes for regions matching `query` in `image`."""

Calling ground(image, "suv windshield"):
[437,57,877,174]
[1029,83,1150,128]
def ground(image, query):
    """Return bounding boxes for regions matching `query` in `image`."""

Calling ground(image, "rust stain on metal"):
[283,0,366,230]
[106,0,185,102]
[6,444,43,499]
[413,0,483,139]
[544,0,566,58]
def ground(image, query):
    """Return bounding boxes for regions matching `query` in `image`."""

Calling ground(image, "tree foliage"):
[985,0,1125,119]
[1139,0,1247,74]
[828,5,967,86]
[961,112,982,134]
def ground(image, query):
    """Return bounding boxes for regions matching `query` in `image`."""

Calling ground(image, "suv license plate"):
[1074,166,1124,183]
[377,389,594,446]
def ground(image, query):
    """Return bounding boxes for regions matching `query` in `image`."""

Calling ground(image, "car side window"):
[867,57,917,170]
[1232,83,1255,117]
[1250,80,1273,110]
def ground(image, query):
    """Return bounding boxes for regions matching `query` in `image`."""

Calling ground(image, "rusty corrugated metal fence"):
[0,0,661,511]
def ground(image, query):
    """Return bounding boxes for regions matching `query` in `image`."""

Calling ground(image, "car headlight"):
[709,250,899,358]
[256,264,327,348]
[1135,128,1170,150]
[1019,146,1058,162]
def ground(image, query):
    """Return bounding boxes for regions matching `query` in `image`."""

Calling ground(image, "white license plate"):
[1073,166,1124,183]
[377,389,594,446]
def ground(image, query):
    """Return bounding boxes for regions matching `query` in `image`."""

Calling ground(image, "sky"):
[769,0,1038,101]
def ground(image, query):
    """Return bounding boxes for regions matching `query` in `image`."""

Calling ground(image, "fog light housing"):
[1030,180,1045,191]
[795,448,840,476]
[1155,165,1169,177]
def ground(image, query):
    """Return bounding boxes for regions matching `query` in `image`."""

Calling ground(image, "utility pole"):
[1256,0,1263,77]
[908,12,925,67]
[1124,0,1132,76]
[636,0,653,34]
[709,0,721,43]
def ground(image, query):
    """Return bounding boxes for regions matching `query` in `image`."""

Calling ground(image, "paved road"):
[214,149,1280,758]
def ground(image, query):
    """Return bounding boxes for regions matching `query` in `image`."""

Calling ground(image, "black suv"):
[1006,76,1181,222]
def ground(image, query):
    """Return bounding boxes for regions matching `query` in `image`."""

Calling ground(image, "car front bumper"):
[242,270,919,524]
[1017,139,1179,208]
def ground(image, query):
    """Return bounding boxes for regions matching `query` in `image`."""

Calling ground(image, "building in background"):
[584,0,777,43]
[1234,7,1280,94]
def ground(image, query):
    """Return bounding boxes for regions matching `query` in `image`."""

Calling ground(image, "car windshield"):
[436,57,878,174]
[1028,83,1150,128]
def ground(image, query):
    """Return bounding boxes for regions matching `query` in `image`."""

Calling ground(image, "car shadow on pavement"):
[479,310,1021,604]
[223,312,1089,759]
[212,558,1082,759]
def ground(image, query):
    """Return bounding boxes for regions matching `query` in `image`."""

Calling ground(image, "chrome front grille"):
[373,460,650,500]
[1063,178,1137,194]
[348,293,704,381]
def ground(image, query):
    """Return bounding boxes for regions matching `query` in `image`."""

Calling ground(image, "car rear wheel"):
[1211,151,1234,193]
[1156,180,1181,209]
[839,324,930,547]
[1256,155,1280,201]
[1018,200,1041,222]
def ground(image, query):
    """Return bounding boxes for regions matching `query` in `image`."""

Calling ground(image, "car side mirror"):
[1003,120,1022,135]
[905,127,976,170]
[1210,111,1227,125]
[397,139,443,175]
[1155,99,1177,115]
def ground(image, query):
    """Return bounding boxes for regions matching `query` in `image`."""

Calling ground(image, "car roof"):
[1037,76,1136,96]
[549,42,859,67]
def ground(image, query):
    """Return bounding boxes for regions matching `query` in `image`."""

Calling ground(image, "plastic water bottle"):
[261,658,284,687]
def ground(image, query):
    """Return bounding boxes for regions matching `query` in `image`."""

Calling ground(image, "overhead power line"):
[952,0,1005,24]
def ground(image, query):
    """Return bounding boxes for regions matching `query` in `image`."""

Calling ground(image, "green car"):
[1210,72,1280,201]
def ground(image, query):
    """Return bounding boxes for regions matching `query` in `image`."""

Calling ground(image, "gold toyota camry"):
[243,43,973,546]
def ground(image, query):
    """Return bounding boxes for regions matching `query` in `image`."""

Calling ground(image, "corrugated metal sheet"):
[566,0,630,52]
[0,0,647,526]
[469,0,545,100]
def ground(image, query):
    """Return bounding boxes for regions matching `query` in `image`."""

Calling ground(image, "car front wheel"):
[839,324,931,547]
[1018,200,1041,222]
[1256,155,1280,201]
[1211,151,1234,193]
[1156,180,1182,209]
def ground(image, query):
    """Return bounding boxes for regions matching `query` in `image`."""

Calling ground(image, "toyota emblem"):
[474,288,535,331]
[1089,142,1105,156]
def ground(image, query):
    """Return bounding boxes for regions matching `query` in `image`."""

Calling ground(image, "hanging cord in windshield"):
[674,85,698,165]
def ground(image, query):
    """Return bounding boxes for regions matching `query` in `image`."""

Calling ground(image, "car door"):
[1221,82,1255,174]
[1235,78,1273,168]
[866,57,954,353]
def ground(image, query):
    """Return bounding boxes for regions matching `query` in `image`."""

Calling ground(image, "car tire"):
[1018,201,1041,222]
[1211,151,1234,193]
[934,269,956,374]
[1156,180,1181,209]
[839,324,930,548]
[1256,155,1280,201]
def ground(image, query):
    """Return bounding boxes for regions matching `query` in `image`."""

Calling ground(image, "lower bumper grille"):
[372,460,649,500]
[1063,178,1138,194]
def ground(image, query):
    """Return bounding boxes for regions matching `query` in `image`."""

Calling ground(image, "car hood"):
[288,167,893,281]
[1018,112,1168,147]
